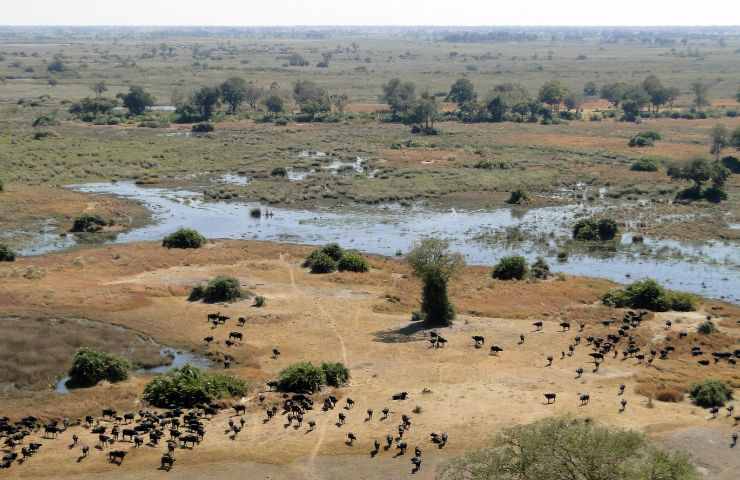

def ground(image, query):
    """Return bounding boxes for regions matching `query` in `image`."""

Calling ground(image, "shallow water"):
[28,181,740,304]
[54,347,212,394]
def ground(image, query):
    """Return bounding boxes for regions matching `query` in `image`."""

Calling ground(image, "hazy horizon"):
[5,1,740,27]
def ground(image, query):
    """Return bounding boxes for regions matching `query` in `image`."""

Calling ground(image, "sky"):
[5,1,740,27]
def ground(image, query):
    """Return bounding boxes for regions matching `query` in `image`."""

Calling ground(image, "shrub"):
[531,257,551,279]
[602,279,696,312]
[506,189,530,205]
[492,256,528,280]
[254,295,266,307]
[321,362,350,387]
[697,319,717,335]
[67,348,130,388]
[629,131,662,147]
[439,416,698,480]
[631,157,660,172]
[721,155,740,173]
[191,122,214,133]
[162,228,206,249]
[308,252,337,274]
[190,276,243,303]
[32,113,59,127]
[556,250,569,262]
[655,387,685,403]
[142,364,247,408]
[0,244,16,262]
[249,208,262,218]
[0,178,3,192]
[271,167,287,177]
[320,243,344,262]
[337,251,369,272]
[689,380,733,408]
[71,214,107,233]
[277,362,325,393]
[573,217,619,241]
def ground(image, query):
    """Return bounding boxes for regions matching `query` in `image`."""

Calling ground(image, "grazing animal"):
[490,345,503,355]
[338,413,346,425]
[366,409,373,421]
[392,392,408,401]
[472,336,485,347]
[575,367,584,379]
[81,445,89,458]
[544,393,557,404]
[385,435,394,450]
[518,334,525,345]
[234,404,246,416]
[618,384,626,395]
[228,331,243,342]
[308,420,316,431]
[346,433,357,445]
[546,355,553,367]
[533,321,543,331]
[578,393,590,406]
[372,440,381,455]
[731,433,738,448]
[397,441,408,455]
[411,455,422,473]
[346,398,355,409]
[620,399,627,412]
[237,317,247,327]
[108,450,126,465]
[709,406,720,419]
[382,408,390,419]
[160,453,175,471]
[272,348,281,359]
[560,321,570,331]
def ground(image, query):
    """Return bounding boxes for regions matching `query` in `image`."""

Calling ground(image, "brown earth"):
[0,240,737,479]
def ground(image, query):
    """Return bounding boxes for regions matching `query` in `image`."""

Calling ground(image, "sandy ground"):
[0,240,738,479]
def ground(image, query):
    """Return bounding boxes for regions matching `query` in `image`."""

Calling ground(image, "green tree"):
[447,78,476,106]
[67,348,130,388]
[119,86,155,116]
[330,94,349,113]
[438,417,698,480]
[538,80,568,112]
[192,86,221,120]
[220,77,248,114]
[690,81,710,109]
[244,83,264,110]
[731,125,740,149]
[583,81,598,96]
[563,91,583,112]
[410,92,439,130]
[293,80,330,115]
[380,78,417,116]
[709,124,729,160]
[600,82,630,108]
[407,238,465,327]
[264,94,285,116]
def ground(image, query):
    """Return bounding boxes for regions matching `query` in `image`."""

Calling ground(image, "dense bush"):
[337,251,369,272]
[572,217,619,241]
[162,228,206,249]
[191,122,214,133]
[492,256,528,280]
[308,252,337,274]
[67,348,130,388]
[271,167,287,177]
[189,276,243,303]
[602,279,696,312]
[71,214,108,233]
[143,364,247,408]
[631,157,660,172]
[254,295,266,307]
[321,362,350,387]
[628,131,662,147]
[697,319,717,335]
[689,380,733,408]
[530,257,551,279]
[0,244,16,262]
[439,416,697,480]
[721,155,740,173]
[320,243,344,262]
[277,362,326,393]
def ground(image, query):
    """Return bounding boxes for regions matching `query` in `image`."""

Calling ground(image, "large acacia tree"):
[407,238,464,327]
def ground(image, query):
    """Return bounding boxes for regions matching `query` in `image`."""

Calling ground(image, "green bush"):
[438,416,698,480]
[573,218,619,241]
[320,243,344,262]
[721,155,740,174]
[321,362,350,387]
[0,244,16,262]
[689,380,733,408]
[492,256,528,280]
[602,279,696,312]
[143,364,247,408]
[531,257,551,279]
[278,362,326,393]
[629,131,662,148]
[309,253,337,273]
[631,157,660,172]
[189,276,243,303]
[271,167,288,177]
[162,228,206,249]
[697,320,717,335]
[337,251,369,272]
[254,295,266,307]
[71,214,108,233]
[67,348,130,388]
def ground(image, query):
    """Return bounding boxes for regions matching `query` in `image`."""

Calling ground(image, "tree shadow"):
[372,322,434,343]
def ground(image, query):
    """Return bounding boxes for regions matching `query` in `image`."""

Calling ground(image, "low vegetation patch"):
[0,244,16,262]
[71,214,108,233]
[602,279,696,312]
[143,364,247,408]
[278,362,326,393]
[689,379,733,408]
[337,251,370,272]
[530,257,551,279]
[697,319,717,335]
[631,157,660,172]
[191,122,214,133]
[321,362,350,387]
[254,295,266,307]
[189,276,243,303]
[304,244,369,274]
[162,228,207,249]
[572,217,619,241]
[439,416,697,480]
[492,256,528,280]
[66,348,130,389]
[629,131,662,147]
